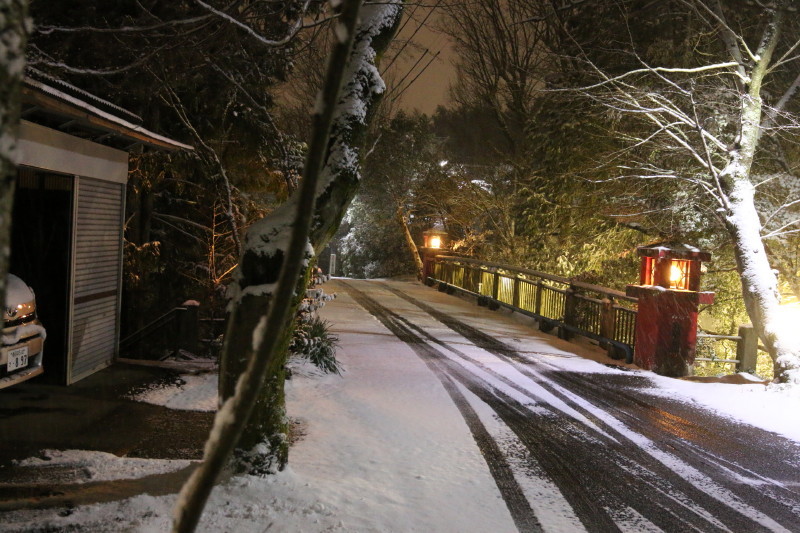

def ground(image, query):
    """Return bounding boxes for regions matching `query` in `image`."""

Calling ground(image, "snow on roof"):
[27,68,144,125]
[637,242,711,261]
[22,75,193,152]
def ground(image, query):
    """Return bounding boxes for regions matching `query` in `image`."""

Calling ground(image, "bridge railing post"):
[534,280,544,316]
[600,296,616,356]
[560,284,577,340]
[736,324,759,373]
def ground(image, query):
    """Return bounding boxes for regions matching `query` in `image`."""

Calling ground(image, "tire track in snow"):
[371,284,746,530]
[377,281,800,531]
[346,282,721,531]
[339,281,544,533]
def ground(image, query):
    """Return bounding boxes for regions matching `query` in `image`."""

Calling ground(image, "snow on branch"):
[35,15,213,34]
[28,43,167,76]
[193,0,311,47]
[762,218,800,240]
[550,62,746,93]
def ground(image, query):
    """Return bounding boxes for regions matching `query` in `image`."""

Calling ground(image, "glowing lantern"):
[626,243,714,377]
[422,226,447,250]
[670,261,687,288]
[420,225,448,282]
[637,244,708,291]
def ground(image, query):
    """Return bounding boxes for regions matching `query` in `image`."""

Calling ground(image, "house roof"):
[21,71,193,152]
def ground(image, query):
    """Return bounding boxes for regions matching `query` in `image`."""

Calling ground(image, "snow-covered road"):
[335,279,800,532]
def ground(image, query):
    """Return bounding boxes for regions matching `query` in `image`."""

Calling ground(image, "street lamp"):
[627,243,715,377]
[638,245,706,291]
[423,227,447,250]
[420,225,448,282]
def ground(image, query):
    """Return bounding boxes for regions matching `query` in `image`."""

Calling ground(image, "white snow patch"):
[642,374,800,442]
[130,373,218,412]
[2,323,46,346]
[605,505,669,533]
[22,77,192,150]
[252,315,267,351]
[334,22,348,43]
[11,449,193,484]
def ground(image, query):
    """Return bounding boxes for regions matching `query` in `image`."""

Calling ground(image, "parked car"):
[2,274,45,388]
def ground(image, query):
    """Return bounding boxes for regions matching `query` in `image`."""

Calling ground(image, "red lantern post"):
[626,244,715,376]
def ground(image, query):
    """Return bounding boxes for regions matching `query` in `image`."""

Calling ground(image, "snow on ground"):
[129,372,218,412]
[539,348,800,445]
[641,374,800,442]
[4,279,800,532]
[0,284,518,532]
[12,450,193,484]
[400,281,800,445]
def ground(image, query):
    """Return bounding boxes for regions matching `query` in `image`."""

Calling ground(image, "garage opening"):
[10,167,74,384]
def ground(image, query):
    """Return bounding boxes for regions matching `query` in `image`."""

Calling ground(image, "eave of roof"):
[22,76,193,152]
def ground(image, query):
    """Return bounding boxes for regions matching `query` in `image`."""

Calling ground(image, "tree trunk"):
[723,178,797,380]
[719,18,800,383]
[0,0,28,306]
[395,204,423,279]
[218,1,404,473]
[717,12,800,383]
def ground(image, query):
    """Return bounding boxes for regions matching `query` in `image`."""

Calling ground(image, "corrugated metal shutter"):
[69,177,124,383]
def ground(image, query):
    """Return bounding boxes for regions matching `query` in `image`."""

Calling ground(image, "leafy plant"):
[290,315,341,375]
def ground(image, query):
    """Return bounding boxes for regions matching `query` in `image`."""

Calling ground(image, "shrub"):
[290,315,341,375]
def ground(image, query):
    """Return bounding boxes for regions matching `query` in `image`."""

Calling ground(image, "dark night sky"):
[388,6,455,115]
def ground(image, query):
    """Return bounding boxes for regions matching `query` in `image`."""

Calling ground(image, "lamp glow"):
[668,260,690,290]
[429,236,441,249]
[670,264,682,285]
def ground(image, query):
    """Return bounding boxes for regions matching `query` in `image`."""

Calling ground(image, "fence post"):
[534,280,543,316]
[736,324,759,373]
[492,270,500,301]
[560,284,577,340]
[599,297,615,353]
[512,277,521,308]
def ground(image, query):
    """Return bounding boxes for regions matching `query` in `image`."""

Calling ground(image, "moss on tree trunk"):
[219,264,313,473]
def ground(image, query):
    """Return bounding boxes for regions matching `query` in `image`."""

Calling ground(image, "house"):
[11,71,191,385]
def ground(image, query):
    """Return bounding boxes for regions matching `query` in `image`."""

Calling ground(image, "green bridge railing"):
[426,255,761,373]
[428,255,640,363]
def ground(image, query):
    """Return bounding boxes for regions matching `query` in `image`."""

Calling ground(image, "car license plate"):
[6,346,28,372]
